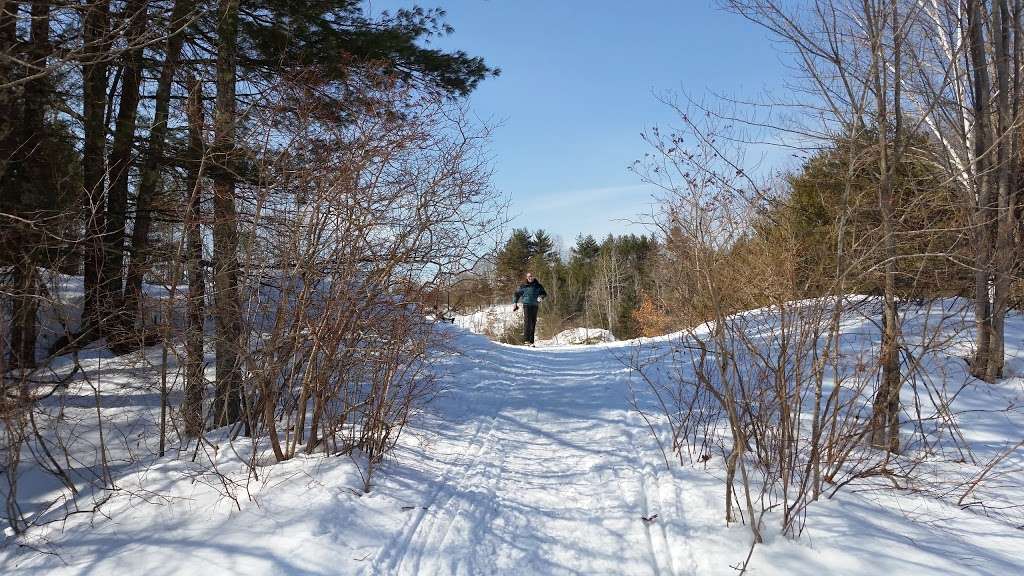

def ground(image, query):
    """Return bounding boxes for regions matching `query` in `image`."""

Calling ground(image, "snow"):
[3,297,1024,575]
[453,303,520,339]
[542,327,617,346]
[453,306,617,346]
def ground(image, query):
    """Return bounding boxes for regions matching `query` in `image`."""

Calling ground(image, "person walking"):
[513,272,547,345]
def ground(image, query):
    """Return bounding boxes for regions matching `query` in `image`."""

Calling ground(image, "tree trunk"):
[988,0,1016,381]
[967,0,996,382]
[80,0,111,342]
[0,3,18,176]
[124,0,193,319]
[183,78,205,438]
[4,1,49,369]
[25,0,49,208]
[103,0,148,343]
[8,264,39,370]
[868,0,902,453]
[0,1,15,369]
[210,0,243,428]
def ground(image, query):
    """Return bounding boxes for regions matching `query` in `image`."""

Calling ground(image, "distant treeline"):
[453,127,988,342]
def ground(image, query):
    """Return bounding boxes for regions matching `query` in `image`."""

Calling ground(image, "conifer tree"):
[532,230,557,261]
[496,229,533,286]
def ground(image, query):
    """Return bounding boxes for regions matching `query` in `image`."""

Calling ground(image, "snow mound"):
[454,303,520,337]
[548,327,616,346]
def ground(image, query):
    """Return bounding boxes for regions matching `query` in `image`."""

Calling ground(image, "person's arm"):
[513,286,522,309]
[537,282,547,299]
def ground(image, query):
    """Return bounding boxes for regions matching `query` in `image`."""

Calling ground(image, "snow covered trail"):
[359,326,1024,576]
[6,317,1024,575]
[367,335,689,575]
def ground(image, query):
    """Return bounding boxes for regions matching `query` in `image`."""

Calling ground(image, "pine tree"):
[571,234,600,262]
[125,1,497,323]
[532,230,557,261]
[241,2,495,96]
[496,229,533,286]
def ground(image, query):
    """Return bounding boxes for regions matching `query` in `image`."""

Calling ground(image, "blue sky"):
[368,1,788,248]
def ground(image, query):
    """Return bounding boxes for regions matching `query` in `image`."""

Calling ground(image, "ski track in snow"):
[366,338,681,576]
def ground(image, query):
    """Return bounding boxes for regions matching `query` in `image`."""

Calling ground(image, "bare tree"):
[1,0,501,541]
[901,0,1022,381]
[587,247,626,331]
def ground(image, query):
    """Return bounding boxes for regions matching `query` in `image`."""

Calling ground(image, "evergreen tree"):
[776,131,966,298]
[571,234,600,262]
[532,230,557,261]
[0,0,497,409]
[496,228,533,286]
[240,2,495,96]
[126,1,498,322]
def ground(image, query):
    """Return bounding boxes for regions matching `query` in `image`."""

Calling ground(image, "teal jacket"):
[514,280,547,306]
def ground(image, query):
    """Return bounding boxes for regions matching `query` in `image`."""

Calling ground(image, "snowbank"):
[454,306,617,348]
[453,303,520,338]
[545,327,616,346]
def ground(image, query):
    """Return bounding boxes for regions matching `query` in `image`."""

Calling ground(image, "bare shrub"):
[629,107,986,555]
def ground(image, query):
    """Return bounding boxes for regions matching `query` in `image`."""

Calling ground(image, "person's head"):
[525,272,535,283]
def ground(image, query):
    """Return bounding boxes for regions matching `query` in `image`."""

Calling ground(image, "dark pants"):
[522,304,539,343]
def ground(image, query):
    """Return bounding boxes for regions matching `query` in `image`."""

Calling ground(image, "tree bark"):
[210,0,243,428]
[967,0,996,382]
[0,3,18,170]
[124,0,193,318]
[988,0,1016,381]
[81,0,111,342]
[23,1,48,177]
[0,1,15,369]
[4,1,49,369]
[183,77,205,438]
[103,0,148,342]
[868,0,903,453]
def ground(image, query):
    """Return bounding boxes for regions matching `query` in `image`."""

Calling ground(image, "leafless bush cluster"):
[632,54,1020,557]
[631,115,872,542]
[228,79,497,484]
